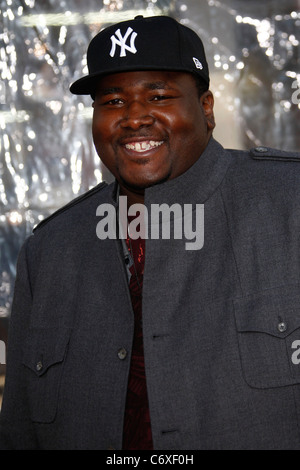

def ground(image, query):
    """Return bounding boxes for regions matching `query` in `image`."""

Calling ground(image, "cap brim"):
[70,72,105,95]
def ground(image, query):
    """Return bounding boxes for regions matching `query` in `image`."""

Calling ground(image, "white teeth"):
[125,141,163,152]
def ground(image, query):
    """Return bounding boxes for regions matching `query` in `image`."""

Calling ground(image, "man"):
[1,15,300,450]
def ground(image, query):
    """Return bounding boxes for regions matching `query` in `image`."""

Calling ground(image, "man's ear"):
[201,90,215,131]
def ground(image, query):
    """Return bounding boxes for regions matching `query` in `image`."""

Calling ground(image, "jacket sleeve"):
[0,237,37,449]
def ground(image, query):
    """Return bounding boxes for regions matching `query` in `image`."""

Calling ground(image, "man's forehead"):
[95,70,193,93]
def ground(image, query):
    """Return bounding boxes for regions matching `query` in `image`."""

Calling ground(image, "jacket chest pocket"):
[22,327,71,423]
[233,288,300,389]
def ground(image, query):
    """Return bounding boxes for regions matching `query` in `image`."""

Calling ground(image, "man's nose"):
[120,100,155,129]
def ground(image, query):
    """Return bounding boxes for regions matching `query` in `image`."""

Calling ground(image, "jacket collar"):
[144,137,232,206]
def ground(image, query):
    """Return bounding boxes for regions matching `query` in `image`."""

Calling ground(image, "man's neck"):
[119,185,145,208]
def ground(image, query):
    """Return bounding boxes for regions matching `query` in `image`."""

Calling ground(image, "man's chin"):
[120,173,171,193]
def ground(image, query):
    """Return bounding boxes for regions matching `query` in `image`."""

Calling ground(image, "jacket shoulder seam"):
[250,146,300,162]
[33,181,108,232]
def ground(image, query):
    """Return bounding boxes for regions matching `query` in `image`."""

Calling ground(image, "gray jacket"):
[1,137,300,450]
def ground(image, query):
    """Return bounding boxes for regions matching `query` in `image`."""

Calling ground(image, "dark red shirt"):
[122,236,154,450]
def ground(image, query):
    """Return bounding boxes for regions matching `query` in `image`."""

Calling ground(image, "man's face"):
[92,70,215,196]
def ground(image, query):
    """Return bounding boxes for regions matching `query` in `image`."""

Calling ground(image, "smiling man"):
[1,15,300,451]
[91,70,214,205]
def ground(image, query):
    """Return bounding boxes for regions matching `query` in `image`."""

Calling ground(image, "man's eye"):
[105,98,123,105]
[152,95,169,101]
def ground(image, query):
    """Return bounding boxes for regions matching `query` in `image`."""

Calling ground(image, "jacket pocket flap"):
[233,286,300,388]
[234,289,300,338]
[22,327,71,377]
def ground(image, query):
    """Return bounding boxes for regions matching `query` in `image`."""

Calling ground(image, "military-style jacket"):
[1,137,300,449]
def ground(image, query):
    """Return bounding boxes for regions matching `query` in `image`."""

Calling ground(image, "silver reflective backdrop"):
[0,0,300,319]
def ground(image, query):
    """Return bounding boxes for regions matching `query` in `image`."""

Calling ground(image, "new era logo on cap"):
[193,57,203,70]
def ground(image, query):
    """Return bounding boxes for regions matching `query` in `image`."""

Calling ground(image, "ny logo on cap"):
[110,27,138,58]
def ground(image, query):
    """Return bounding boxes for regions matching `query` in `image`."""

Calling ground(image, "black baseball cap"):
[70,15,210,96]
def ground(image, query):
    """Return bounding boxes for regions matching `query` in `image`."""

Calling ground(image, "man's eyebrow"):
[98,86,123,96]
[144,81,176,91]
[97,82,176,95]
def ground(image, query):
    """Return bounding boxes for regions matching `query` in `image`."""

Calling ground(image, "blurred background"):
[0,0,300,407]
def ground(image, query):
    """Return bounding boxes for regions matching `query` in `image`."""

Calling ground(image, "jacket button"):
[255,146,268,153]
[277,321,287,333]
[36,361,43,371]
[117,348,127,360]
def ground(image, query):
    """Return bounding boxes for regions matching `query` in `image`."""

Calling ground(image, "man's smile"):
[124,140,164,153]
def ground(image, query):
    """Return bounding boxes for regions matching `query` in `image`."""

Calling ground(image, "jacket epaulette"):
[250,146,300,162]
[33,181,108,232]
